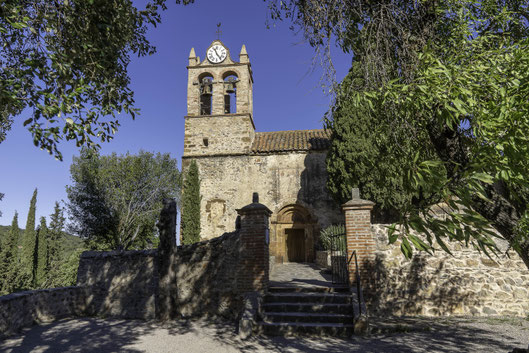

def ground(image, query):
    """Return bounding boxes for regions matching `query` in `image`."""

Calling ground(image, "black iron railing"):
[329,231,365,317]
[329,232,348,284]
[347,250,364,317]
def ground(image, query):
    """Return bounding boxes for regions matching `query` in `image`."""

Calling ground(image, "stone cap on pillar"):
[342,188,375,210]
[236,192,272,216]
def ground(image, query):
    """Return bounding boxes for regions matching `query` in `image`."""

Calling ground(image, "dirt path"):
[1,316,528,353]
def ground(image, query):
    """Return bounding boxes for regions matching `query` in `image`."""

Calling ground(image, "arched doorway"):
[271,204,317,263]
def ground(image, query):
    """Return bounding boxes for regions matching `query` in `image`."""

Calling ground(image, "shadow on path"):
[1,316,527,353]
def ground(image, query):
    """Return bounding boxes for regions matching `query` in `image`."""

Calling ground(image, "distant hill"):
[0,225,84,255]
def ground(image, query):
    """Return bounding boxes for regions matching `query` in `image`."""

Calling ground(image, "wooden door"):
[286,228,305,262]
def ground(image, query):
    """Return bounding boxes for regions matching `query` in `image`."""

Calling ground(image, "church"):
[182,40,342,264]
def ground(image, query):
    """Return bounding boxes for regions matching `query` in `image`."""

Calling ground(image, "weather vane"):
[216,23,222,40]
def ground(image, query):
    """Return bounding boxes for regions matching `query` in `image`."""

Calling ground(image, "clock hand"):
[213,48,221,60]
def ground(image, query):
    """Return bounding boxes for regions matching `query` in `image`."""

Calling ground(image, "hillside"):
[0,225,84,255]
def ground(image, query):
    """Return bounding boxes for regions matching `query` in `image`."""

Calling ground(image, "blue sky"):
[0,0,351,227]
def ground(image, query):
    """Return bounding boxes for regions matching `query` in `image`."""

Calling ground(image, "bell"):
[225,82,236,94]
[202,84,212,95]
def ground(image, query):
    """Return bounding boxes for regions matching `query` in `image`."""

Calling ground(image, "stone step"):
[262,302,354,315]
[259,321,354,337]
[268,286,349,294]
[264,292,352,304]
[263,311,352,324]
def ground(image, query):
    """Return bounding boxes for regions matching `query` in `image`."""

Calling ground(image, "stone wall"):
[367,224,529,317]
[174,231,243,318]
[77,250,158,319]
[75,231,246,320]
[184,152,342,259]
[0,286,88,338]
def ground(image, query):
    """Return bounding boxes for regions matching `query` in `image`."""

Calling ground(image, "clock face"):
[207,44,227,64]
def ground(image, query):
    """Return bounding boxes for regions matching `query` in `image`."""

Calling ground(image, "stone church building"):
[182,40,342,264]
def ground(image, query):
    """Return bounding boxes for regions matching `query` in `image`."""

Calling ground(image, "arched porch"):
[270,204,318,263]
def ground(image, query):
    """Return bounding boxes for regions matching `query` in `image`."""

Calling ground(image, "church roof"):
[251,129,331,154]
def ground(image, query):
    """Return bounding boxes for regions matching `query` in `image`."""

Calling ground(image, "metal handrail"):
[347,250,364,317]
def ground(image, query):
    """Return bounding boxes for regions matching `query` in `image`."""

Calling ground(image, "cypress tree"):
[35,217,49,288]
[21,188,37,288]
[0,212,23,295]
[181,160,201,245]
[45,202,66,288]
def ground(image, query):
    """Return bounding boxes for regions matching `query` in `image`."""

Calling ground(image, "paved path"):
[270,262,339,288]
[1,316,528,352]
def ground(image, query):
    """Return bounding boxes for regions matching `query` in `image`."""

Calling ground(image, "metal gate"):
[330,232,348,284]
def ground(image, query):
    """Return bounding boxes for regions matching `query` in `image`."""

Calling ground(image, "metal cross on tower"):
[216,23,222,40]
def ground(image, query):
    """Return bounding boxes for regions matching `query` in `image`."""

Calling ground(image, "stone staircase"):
[258,286,357,337]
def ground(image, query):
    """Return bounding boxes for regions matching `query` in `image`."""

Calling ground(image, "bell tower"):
[183,40,255,157]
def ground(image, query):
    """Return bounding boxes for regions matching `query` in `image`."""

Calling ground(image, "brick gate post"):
[237,192,272,292]
[342,188,375,285]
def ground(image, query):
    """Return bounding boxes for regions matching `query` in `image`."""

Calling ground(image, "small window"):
[203,138,209,147]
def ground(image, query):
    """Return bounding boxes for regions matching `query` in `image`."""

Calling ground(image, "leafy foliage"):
[0,212,22,295]
[326,65,437,222]
[181,160,201,245]
[269,0,529,268]
[0,203,85,294]
[43,202,68,288]
[21,188,37,287]
[378,19,529,263]
[318,224,345,251]
[35,217,48,287]
[66,149,180,250]
[0,0,193,160]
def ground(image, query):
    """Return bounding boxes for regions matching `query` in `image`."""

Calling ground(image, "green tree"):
[326,64,437,222]
[44,202,67,288]
[0,192,4,217]
[35,217,49,287]
[181,160,201,245]
[0,212,21,295]
[0,0,193,159]
[67,149,180,250]
[21,188,37,288]
[269,0,529,268]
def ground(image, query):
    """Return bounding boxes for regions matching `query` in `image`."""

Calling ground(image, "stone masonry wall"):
[77,250,158,319]
[183,114,255,157]
[75,231,245,321]
[368,224,529,317]
[184,152,342,243]
[174,231,243,319]
[0,286,89,338]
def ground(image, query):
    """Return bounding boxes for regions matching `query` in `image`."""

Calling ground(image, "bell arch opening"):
[222,72,238,114]
[198,73,213,115]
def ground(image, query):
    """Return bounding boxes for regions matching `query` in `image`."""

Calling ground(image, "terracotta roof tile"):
[251,129,331,154]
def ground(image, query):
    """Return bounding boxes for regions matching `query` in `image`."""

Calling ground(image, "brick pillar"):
[237,192,272,292]
[342,188,375,285]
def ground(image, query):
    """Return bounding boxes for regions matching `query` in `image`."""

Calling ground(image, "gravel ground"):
[1,316,528,353]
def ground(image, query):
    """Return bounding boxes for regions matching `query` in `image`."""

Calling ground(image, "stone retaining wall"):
[368,224,529,317]
[75,231,244,320]
[77,249,158,319]
[0,286,89,338]
[174,231,242,318]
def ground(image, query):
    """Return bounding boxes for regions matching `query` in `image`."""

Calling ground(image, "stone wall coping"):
[0,286,85,303]
[177,231,239,251]
[80,249,157,259]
